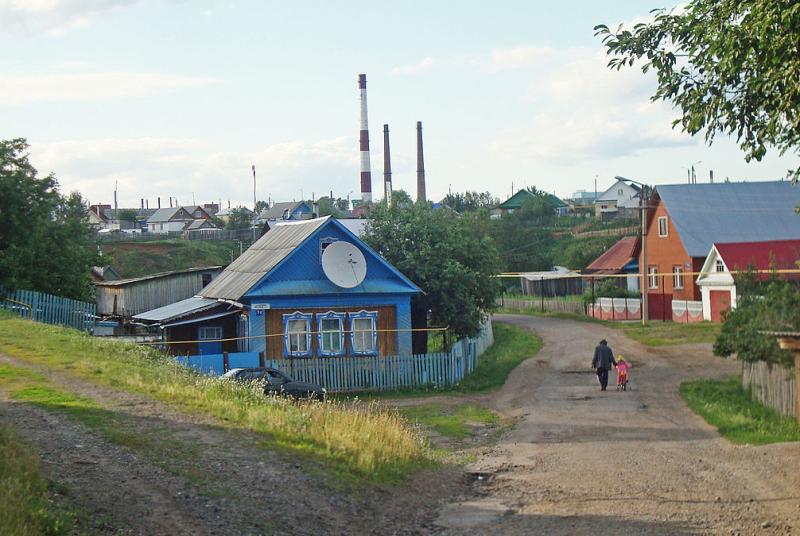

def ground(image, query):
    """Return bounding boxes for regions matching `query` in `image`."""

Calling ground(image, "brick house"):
[642,181,800,320]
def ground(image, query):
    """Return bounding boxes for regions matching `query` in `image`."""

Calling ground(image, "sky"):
[1,0,796,209]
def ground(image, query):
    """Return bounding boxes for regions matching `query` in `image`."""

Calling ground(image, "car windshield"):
[268,370,292,383]
[222,369,242,378]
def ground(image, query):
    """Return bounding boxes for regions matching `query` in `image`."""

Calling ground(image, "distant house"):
[95,266,223,318]
[90,266,121,283]
[595,177,642,220]
[496,189,569,217]
[585,236,641,292]
[696,239,800,322]
[182,205,214,221]
[134,217,420,357]
[516,266,582,296]
[642,181,800,320]
[216,206,254,224]
[183,219,219,234]
[259,201,313,222]
[146,207,195,234]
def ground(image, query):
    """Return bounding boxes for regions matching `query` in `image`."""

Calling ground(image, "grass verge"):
[398,404,498,439]
[680,376,800,445]
[497,307,720,346]
[0,315,428,483]
[0,423,79,536]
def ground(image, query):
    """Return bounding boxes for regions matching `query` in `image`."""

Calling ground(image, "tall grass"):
[0,316,429,482]
[0,424,76,536]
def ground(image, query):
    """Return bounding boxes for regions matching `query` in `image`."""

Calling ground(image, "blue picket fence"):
[178,319,494,393]
[0,288,96,332]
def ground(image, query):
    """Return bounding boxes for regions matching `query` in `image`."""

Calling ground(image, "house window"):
[658,216,668,237]
[617,189,623,196]
[715,259,725,273]
[319,237,337,260]
[283,312,312,357]
[648,266,658,289]
[199,326,222,340]
[673,266,684,289]
[317,312,345,356]
[350,311,378,355]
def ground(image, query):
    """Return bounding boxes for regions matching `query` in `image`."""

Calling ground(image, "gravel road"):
[435,315,800,535]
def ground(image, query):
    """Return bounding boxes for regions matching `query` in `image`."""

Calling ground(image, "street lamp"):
[617,176,651,326]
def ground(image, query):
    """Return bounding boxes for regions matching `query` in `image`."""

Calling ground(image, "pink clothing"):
[616,361,629,375]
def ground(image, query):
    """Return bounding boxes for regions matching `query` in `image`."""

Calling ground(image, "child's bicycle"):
[616,371,628,391]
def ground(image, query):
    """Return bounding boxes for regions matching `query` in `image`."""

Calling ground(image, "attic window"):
[715,260,725,273]
[658,217,668,237]
[319,237,337,260]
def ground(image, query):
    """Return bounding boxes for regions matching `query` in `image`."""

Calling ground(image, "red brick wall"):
[641,195,701,301]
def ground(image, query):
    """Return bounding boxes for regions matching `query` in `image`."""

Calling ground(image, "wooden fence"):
[742,360,797,419]
[500,296,586,315]
[0,288,95,332]
[178,319,494,393]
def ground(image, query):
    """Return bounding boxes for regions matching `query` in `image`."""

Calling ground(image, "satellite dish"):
[321,241,367,288]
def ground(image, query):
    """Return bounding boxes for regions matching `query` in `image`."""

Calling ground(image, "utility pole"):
[252,164,257,212]
[640,187,648,325]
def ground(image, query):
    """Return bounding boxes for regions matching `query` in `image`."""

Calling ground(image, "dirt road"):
[436,315,800,535]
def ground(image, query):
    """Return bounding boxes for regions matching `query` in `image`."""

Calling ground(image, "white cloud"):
[468,46,553,72]
[487,47,693,163]
[389,57,435,77]
[0,71,220,105]
[0,0,141,35]
[29,136,362,207]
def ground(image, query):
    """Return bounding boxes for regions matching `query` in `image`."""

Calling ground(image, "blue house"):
[134,217,420,358]
[259,201,314,221]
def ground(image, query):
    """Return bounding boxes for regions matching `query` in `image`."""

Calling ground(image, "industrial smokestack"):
[157,196,161,209]
[416,121,426,203]
[140,198,144,209]
[710,169,714,183]
[383,124,392,205]
[358,74,372,204]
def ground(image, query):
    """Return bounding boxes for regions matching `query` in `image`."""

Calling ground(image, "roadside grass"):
[497,307,720,346]
[355,323,542,399]
[398,404,499,439]
[680,376,800,445]
[0,423,80,536]
[0,315,429,483]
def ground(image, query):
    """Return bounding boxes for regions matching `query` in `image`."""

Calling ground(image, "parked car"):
[221,367,326,401]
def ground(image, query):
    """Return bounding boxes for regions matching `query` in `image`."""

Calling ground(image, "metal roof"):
[656,181,800,258]
[147,207,192,223]
[199,217,329,300]
[585,236,640,273]
[132,296,220,322]
[94,266,223,287]
[259,201,310,220]
[336,218,368,237]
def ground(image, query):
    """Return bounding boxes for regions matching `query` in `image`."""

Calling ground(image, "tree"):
[224,207,252,230]
[363,202,502,350]
[389,189,413,209]
[254,200,268,214]
[0,139,98,301]
[315,197,344,218]
[117,208,138,223]
[595,1,800,181]
[441,191,498,213]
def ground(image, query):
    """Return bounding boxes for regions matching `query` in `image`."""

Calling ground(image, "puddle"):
[435,499,513,529]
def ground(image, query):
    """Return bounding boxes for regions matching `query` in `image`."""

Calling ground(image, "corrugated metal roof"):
[199,217,329,300]
[147,207,193,223]
[657,181,800,258]
[715,239,800,275]
[132,296,220,322]
[337,218,367,237]
[260,201,310,220]
[95,266,222,287]
[586,236,640,273]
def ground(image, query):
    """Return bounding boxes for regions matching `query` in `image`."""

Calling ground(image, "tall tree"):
[0,139,98,301]
[363,202,502,350]
[224,207,253,230]
[595,1,800,180]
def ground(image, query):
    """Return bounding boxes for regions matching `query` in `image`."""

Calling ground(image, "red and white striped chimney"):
[358,74,372,204]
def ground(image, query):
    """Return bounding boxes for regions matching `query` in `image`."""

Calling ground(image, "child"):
[616,356,630,391]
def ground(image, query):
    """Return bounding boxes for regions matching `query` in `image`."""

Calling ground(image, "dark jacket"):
[592,344,616,370]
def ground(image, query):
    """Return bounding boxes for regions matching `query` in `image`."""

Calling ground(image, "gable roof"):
[95,266,222,287]
[715,239,800,272]
[585,236,640,274]
[260,201,311,220]
[147,207,193,223]
[498,189,566,210]
[655,181,800,258]
[185,219,217,230]
[597,178,641,202]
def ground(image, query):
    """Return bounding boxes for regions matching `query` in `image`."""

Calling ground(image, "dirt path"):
[0,353,464,536]
[435,315,800,535]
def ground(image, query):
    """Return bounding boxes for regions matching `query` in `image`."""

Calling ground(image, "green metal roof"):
[498,189,567,210]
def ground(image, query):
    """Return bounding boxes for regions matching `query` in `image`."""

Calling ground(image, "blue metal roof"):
[133,296,219,322]
[656,181,800,258]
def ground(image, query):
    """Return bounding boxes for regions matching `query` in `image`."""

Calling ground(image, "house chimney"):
[416,121,426,203]
[358,74,372,204]
[157,196,161,208]
[383,124,392,205]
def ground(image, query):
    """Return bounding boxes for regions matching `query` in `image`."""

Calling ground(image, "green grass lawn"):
[0,423,79,536]
[0,314,429,483]
[497,307,720,346]
[680,376,800,445]
[398,404,499,439]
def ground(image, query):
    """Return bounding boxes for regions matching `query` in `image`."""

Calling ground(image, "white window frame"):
[715,259,725,273]
[199,326,222,340]
[317,311,345,356]
[658,216,668,237]
[350,311,378,356]
[283,312,312,357]
[673,266,684,289]
[648,266,658,289]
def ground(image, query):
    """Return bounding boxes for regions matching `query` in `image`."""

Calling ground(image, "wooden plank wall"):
[742,360,797,419]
